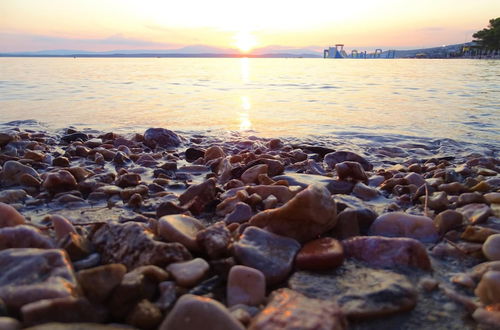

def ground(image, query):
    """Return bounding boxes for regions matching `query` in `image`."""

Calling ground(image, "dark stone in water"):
[143,128,181,148]
[61,133,89,143]
[325,151,373,171]
[185,147,205,162]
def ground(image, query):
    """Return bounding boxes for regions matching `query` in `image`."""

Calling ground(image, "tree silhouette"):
[473,18,500,50]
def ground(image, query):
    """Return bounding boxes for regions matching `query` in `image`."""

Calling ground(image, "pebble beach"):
[0,125,499,329]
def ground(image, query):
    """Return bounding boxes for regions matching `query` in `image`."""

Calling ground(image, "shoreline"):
[0,126,499,329]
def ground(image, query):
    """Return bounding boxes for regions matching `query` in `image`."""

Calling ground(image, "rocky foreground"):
[0,127,499,330]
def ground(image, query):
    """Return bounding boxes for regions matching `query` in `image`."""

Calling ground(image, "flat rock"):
[241,164,268,184]
[77,264,127,302]
[249,288,346,330]
[91,221,191,269]
[166,258,209,287]
[0,225,55,250]
[249,184,337,242]
[143,128,181,148]
[456,203,492,224]
[21,297,107,327]
[288,263,417,320]
[295,237,344,271]
[274,173,354,194]
[369,212,438,243]
[0,203,26,228]
[227,265,266,307]
[233,226,300,285]
[342,236,431,270]
[158,214,205,252]
[0,248,78,310]
[159,294,244,330]
[0,189,27,204]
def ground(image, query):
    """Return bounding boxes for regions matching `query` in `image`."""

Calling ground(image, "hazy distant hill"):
[0,43,471,58]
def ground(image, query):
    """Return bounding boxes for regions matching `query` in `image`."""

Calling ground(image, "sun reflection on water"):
[239,95,252,130]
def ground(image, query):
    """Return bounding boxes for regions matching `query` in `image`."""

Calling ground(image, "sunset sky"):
[1,0,499,53]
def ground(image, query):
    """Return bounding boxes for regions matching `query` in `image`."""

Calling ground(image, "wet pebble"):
[483,234,500,261]
[233,226,300,285]
[369,212,438,243]
[159,294,244,330]
[227,265,266,307]
[295,237,344,271]
[342,236,431,270]
[77,263,127,302]
[249,184,337,242]
[158,214,205,252]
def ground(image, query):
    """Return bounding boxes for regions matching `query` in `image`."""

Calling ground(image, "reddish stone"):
[342,236,432,270]
[249,288,346,330]
[295,237,344,271]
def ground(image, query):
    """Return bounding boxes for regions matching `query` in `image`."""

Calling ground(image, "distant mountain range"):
[0,43,471,58]
[0,45,323,58]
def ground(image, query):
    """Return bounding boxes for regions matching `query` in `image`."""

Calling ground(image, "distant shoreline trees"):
[473,18,500,50]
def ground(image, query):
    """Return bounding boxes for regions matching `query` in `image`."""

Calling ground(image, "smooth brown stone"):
[241,164,268,184]
[369,212,438,243]
[115,173,141,188]
[0,317,21,330]
[227,265,266,307]
[21,297,107,327]
[483,234,500,261]
[42,170,77,193]
[342,236,431,270]
[0,203,26,228]
[159,294,244,330]
[352,182,379,201]
[295,237,344,271]
[335,161,369,183]
[166,258,209,287]
[461,226,500,243]
[126,299,162,330]
[1,160,40,186]
[77,264,127,302]
[457,192,487,206]
[475,270,500,304]
[204,146,226,163]
[249,288,346,330]
[434,210,464,235]
[158,214,205,252]
[249,184,337,243]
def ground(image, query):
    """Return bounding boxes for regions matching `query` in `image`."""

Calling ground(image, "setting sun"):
[234,31,258,53]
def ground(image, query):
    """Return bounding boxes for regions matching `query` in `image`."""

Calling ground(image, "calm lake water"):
[0,57,498,152]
